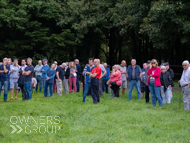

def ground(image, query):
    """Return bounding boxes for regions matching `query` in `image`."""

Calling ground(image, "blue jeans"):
[44,82,53,97]
[8,78,10,91]
[24,81,32,100]
[148,82,163,106]
[42,78,49,96]
[0,81,8,101]
[103,79,109,93]
[76,76,80,92]
[83,82,91,102]
[128,80,141,100]
[35,76,43,92]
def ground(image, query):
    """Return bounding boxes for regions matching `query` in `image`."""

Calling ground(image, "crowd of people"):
[0,57,189,110]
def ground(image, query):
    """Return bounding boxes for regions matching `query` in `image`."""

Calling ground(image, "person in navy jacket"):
[44,64,56,97]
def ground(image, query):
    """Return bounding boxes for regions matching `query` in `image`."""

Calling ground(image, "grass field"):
[0,88,190,143]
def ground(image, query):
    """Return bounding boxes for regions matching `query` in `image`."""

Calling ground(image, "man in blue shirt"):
[22,58,34,100]
[0,58,10,102]
[40,59,50,93]
[102,63,110,94]
[75,59,81,92]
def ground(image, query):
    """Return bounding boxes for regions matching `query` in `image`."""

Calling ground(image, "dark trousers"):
[103,79,109,93]
[91,78,100,104]
[111,84,120,97]
[145,85,150,103]
[76,76,80,92]
[20,84,27,100]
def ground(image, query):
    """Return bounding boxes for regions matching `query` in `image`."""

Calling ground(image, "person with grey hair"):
[10,59,20,100]
[22,58,34,100]
[34,60,43,92]
[44,64,56,97]
[127,59,142,100]
[160,66,172,104]
[179,60,190,110]
[119,60,127,96]
[55,63,64,96]
[63,63,70,94]
[0,58,10,102]
[75,59,81,92]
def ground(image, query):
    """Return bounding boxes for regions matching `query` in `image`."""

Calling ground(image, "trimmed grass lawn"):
[0,89,190,143]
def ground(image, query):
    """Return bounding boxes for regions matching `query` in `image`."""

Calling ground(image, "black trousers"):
[145,85,150,103]
[20,84,27,100]
[111,84,120,97]
[91,78,100,104]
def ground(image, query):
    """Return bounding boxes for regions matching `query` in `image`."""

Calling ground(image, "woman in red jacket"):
[146,59,163,107]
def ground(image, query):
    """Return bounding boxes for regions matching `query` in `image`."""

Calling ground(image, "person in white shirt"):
[179,60,190,110]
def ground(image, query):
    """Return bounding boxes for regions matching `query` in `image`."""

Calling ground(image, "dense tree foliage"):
[0,0,189,66]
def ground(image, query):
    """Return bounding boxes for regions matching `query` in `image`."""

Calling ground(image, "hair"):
[62,63,67,67]
[88,58,94,61]
[14,59,18,61]
[27,58,32,62]
[131,59,136,62]
[161,66,166,70]
[94,59,100,63]
[114,64,120,70]
[69,61,76,68]
[151,59,158,67]
[75,59,79,63]
[182,60,190,65]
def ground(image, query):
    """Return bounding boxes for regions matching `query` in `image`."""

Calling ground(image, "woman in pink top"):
[147,59,163,107]
[109,65,122,98]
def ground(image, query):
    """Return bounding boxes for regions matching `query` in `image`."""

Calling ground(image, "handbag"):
[110,81,117,85]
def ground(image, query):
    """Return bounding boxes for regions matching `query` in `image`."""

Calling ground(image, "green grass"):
[0,89,190,143]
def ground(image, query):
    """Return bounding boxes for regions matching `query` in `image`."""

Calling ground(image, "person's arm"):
[101,69,107,78]
[49,74,55,80]
[82,65,88,76]
[34,66,37,72]
[170,69,174,79]
[168,74,172,87]
[56,71,60,81]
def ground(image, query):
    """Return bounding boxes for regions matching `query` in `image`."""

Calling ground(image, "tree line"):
[0,0,189,67]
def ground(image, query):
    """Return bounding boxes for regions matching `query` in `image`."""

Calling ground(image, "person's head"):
[88,58,94,66]
[182,60,190,70]
[164,62,169,70]
[8,58,12,65]
[54,61,58,65]
[65,62,69,67]
[112,65,115,70]
[131,59,136,66]
[147,60,151,68]
[38,60,42,66]
[21,59,26,66]
[143,63,147,69]
[43,59,48,65]
[113,64,120,71]
[74,59,79,65]
[62,63,67,68]
[3,57,8,65]
[161,66,167,74]
[69,61,75,68]
[94,59,100,67]
[151,59,158,68]
[104,63,107,68]
[13,59,18,65]
[121,60,126,67]
[27,58,32,65]
[51,64,56,69]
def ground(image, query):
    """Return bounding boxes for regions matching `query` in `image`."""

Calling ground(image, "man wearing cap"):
[34,60,43,92]
[179,60,190,110]
[40,59,50,93]
[56,63,64,96]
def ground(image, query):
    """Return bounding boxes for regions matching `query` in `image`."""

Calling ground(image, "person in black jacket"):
[160,66,172,104]
[17,59,27,101]
[63,63,70,94]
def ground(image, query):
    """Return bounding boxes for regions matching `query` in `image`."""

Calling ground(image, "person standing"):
[147,59,163,107]
[56,63,64,96]
[10,59,20,100]
[82,58,94,102]
[7,58,12,91]
[179,60,190,110]
[53,61,58,93]
[140,63,148,98]
[160,66,172,104]
[40,59,49,92]
[18,59,27,101]
[109,65,122,98]
[144,60,151,103]
[63,63,70,94]
[34,60,43,92]
[69,61,77,93]
[102,63,110,94]
[44,64,56,97]
[22,58,34,100]
[119,60,127,96]
[0,58,10,102]
[98,61,107,97]
[75,59,81,92]
[127,59,142,100]
[90,59,102,104]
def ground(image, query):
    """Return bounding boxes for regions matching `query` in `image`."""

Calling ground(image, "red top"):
[146,67,161,87]
[110,70,122,86]
[91,66,102,79]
